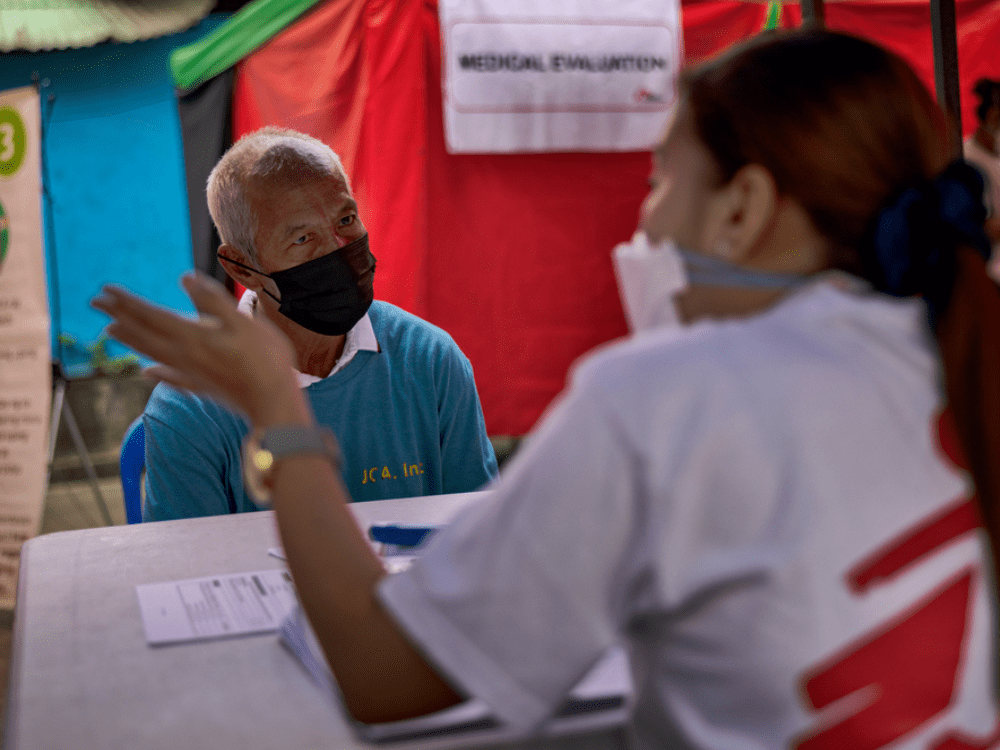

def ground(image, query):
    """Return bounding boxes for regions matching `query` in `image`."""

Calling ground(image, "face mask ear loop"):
[216,253,265,276]
[216,253,282,305]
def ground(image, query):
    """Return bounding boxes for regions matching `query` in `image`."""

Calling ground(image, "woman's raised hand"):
[92,273,309,427]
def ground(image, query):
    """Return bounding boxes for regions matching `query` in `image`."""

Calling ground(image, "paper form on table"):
[136,569,298,645]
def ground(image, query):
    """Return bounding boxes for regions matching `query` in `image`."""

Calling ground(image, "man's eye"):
[339,215,355,227]
[292,235,309,245]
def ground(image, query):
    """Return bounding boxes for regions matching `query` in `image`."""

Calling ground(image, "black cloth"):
[177,69,235,284]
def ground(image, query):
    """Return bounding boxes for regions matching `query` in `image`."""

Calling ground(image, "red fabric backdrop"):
[233,0,1000,435]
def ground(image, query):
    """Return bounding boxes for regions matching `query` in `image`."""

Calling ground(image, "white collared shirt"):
[379,279,997,748]
[237,290,379,387]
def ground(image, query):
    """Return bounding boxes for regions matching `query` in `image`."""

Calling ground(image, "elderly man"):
[140,127,497,520]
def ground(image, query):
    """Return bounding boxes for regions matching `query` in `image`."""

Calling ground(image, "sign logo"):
[0,106,27,178]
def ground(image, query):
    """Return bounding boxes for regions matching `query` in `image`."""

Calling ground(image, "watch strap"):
[259,425,341,468]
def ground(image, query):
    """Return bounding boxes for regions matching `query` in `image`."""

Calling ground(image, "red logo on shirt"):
[794,410,999,750]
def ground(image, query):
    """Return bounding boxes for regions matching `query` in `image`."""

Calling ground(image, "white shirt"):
[237,289,378,386]
[964,136,1000,281]
[964,136,1000,221]
[379,281,998,749]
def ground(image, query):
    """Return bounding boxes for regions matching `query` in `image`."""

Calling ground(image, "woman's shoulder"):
[574,281,930,401]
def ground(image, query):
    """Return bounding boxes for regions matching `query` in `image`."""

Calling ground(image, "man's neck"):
[261,301,346,378]
[295,337,346,378]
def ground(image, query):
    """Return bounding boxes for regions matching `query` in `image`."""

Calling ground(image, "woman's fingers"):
[92,275,299,422]
[92,285,195,340]
[102,320,194,368]
[95,282,227,343]
[181,273,242,322]
[94,284,232,364]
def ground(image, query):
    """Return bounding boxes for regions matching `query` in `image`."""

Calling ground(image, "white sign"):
[0,85,50,608]
[440,0,682,153]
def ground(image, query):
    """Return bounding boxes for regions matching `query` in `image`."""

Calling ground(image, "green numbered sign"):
[0,106,27,178]
[0,200,7,265]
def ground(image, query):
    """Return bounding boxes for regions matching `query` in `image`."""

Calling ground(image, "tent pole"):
[800,0,826,27]
[931,0,963,157]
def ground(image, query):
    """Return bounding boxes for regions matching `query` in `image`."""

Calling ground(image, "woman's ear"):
[216,244,264,292]
[712,164,778,262]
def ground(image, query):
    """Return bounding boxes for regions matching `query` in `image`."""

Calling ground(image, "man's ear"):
[712,164,778,262]
[216,244,264,292]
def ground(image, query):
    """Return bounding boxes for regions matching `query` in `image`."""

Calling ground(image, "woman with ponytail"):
[94,29,1000,750]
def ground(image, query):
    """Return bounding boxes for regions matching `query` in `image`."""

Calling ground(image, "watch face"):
[241,426,342,509]
[242,436,275,508]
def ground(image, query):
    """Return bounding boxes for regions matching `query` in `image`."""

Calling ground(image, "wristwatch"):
[242,425,342,507]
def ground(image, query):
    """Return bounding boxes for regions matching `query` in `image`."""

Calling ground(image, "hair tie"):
[871,160,991,326]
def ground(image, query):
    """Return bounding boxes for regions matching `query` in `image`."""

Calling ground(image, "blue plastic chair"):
[120,418,145,524]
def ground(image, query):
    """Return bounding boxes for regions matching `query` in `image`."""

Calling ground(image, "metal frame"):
[47,363,114,527]
[800,0,825,27]
[930,0,963,156]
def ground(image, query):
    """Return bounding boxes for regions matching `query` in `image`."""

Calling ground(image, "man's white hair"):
[207,127,350,260]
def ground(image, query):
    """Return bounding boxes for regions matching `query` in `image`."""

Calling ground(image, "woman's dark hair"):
[683,30,1000,594]
[683,31,948,266]
[974,78,1000,124]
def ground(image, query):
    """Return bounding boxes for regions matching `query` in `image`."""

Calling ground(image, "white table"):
[5,493,626,750]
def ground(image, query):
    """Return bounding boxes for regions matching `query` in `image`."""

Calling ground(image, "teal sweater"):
[142,301,497,520]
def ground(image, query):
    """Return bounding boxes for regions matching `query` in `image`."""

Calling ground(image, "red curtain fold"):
[233,0,1000,435]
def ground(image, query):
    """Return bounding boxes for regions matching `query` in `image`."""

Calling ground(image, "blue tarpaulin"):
[0,16,228,375]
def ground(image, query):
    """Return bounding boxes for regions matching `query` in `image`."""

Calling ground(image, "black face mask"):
[219,234,376,336]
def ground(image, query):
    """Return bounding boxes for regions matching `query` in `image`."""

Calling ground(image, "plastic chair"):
[120,418,145,524]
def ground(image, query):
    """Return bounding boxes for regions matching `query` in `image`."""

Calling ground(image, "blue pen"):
[368,524,438,548]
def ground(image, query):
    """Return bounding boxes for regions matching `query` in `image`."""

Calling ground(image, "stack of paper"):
[279,605,633,746]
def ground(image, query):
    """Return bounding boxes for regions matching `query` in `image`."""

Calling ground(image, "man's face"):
[247,170,367,276]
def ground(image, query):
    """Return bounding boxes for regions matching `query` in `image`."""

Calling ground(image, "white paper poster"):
[0,85,50,607]
[440,0,682,153]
